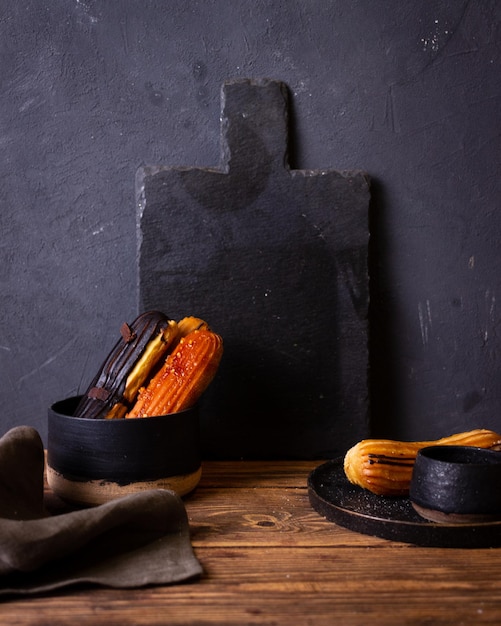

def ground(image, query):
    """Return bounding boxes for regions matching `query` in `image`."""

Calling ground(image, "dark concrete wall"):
[1,0,500,450]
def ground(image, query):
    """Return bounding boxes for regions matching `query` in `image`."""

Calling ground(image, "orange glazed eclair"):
[344,429,501,496]
[127,329,223,417]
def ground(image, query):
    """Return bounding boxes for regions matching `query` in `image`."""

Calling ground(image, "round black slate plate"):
[308,459,501,548]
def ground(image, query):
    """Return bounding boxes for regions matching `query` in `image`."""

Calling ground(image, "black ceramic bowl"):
[410,445,501,524]
[47,396,201,506]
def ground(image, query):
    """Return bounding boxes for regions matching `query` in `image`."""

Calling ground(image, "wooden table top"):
[4,460,501,625]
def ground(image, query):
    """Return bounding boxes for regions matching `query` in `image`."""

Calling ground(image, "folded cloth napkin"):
[0,426,202,595]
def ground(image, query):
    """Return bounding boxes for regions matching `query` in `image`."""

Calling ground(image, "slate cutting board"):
[137,78,370,459]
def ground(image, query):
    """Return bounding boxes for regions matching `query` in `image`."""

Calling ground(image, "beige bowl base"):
[46,464,202,507]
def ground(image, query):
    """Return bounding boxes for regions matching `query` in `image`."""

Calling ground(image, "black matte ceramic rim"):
[47,396,201,483]
[410,446,501,516]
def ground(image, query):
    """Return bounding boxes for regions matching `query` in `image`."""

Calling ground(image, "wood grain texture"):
[4,460,501,625]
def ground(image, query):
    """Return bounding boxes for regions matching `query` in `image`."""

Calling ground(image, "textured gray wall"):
[1,0,500,450]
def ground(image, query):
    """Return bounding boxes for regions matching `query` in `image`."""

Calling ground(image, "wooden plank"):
[192,546,501,589]
[25,460,501,626]
[183,460,390,548]
[186,486,386,547]
[197,459,322,488]
[4,549,501,626]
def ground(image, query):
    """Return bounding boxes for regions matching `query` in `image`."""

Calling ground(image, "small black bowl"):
[47,396,201,506]
[410,445,501,524]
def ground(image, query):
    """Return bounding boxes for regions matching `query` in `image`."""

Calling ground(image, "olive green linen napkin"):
[0,426,202,595]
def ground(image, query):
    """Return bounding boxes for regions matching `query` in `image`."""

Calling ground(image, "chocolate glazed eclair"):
[74,311,178,420]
